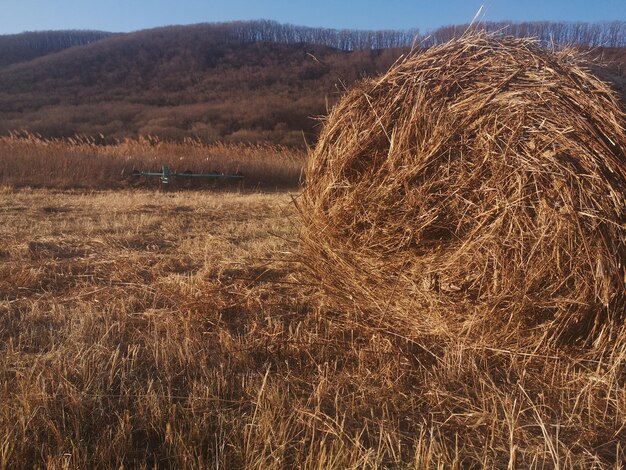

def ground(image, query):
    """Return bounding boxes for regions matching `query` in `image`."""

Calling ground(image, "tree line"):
[225,20,419,50]
[0,30,114,67]
[1,20,624,69]
[423,21,626,48]
[223,19,626,50]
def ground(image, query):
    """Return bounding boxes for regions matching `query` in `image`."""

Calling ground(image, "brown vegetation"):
[0,133,305,189]
[1,25,626,469]
[0,30,115,68]
[299,34,626,353]
[1,21,624,146]
[0,188,624,467]
[0,24,405,146]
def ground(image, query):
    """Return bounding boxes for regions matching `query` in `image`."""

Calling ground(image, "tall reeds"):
[0,132,305,189]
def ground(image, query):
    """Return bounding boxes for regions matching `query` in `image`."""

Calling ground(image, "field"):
[0,134,305,190]
[2,18,626,470]
[0,185,624,469]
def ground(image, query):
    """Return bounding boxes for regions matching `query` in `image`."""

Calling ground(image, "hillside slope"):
[0,22,624,146]
[0,30,115,68]
[0,24,404,145]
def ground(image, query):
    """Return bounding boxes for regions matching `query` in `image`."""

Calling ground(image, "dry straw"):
[299,33,626,352]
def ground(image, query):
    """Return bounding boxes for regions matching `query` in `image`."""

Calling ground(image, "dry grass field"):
[0,134,305,190]
[0,186,624,469]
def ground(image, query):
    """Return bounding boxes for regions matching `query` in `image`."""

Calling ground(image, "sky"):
[0,0,624,35]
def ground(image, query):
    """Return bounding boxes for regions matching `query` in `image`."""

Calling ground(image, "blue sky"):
[0,0,624,35]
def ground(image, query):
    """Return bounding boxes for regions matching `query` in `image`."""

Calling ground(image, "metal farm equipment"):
[132,165,244,185]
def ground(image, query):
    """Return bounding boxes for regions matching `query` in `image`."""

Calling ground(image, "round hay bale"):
[299,34,626,350]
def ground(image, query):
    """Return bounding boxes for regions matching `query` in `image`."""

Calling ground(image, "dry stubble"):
[0,188,624,468]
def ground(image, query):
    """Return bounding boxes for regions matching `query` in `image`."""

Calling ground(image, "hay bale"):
[299,34,626,350]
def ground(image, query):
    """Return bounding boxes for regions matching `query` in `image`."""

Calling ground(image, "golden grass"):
[0,187,624,468]
[299,33,626,353]
[0,133,305,190]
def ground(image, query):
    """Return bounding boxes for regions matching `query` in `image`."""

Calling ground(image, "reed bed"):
[299,33,626,353]
[0,133,305,189]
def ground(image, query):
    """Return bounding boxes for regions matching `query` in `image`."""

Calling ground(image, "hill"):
[0,30,115,68]
[0,23,407,146]
[0,21,624,146]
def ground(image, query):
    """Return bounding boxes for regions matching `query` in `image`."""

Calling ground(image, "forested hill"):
[0,20,624,146]
[0,30,116,68]
[0,22,408,145]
